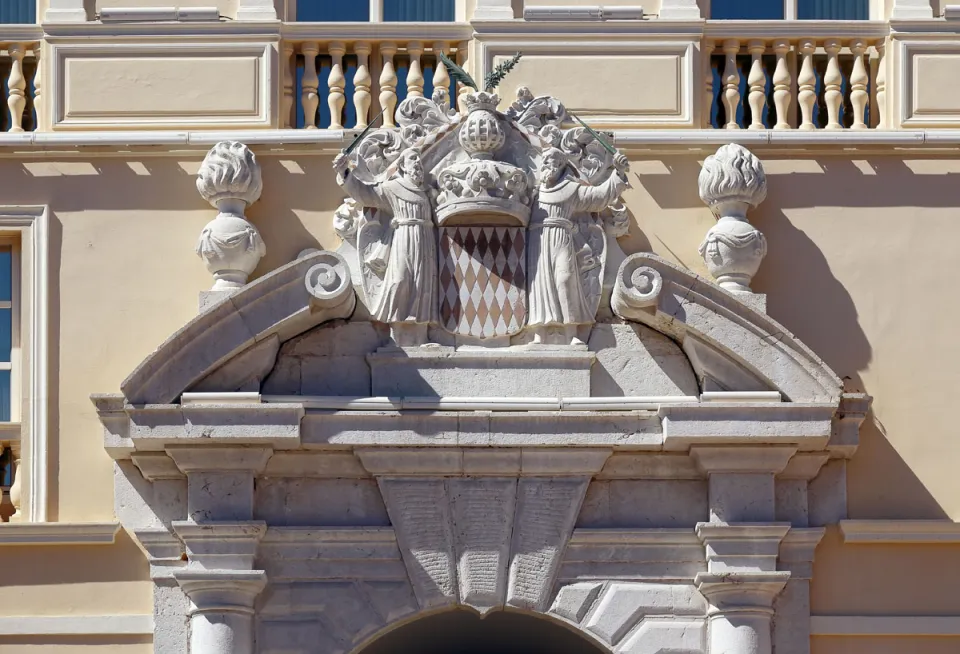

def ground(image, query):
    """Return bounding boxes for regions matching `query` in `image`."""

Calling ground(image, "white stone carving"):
[334,87,631,347]
[335,147,436,347]
[697,143,768,293]
[195,141,266,291]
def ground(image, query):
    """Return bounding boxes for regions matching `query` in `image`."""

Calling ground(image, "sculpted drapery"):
[331,89,632,347]
[528,148,630,343]
[334,149,437,339]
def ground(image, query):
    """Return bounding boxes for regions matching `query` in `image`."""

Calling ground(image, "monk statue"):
[333,147,437,347]
[528,147,630,345]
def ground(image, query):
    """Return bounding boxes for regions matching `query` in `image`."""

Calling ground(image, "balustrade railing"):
[703,23,888,130]
[0,438,21,522]
[0,40,40,133]
[282,26,471,130]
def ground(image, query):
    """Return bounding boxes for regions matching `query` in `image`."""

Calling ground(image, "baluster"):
[876,41,887,129]
[379,42,398,128]
[849,39,868,130]
[7,44,26,133]
[703,39,715,128]
[747,39,767,130]
[282,42,295,128]
[31,45,41,131]
[353,42,372,129]
[824,39,842,130]
[457,41,470,114]
[301,42,320,129]
[722,39,741,130]
[772,39,791,129]
[407,41,424,98]
[798,39,817,131]
[8,443,21,523]
[433,41,451,106]
[328,42,346,130]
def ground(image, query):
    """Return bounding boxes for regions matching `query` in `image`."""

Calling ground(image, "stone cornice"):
[0,522,120,546]
[839,520,960,544]
[9,130,960,158]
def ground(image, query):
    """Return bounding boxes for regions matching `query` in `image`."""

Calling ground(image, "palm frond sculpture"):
[437,51,478,91]
[483,53,523,92]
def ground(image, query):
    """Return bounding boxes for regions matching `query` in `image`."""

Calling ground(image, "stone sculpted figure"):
[528,147,630,345]
[334,147,437,346]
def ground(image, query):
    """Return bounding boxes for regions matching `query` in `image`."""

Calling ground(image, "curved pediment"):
[120,251,356,404]
[612,253,843,404]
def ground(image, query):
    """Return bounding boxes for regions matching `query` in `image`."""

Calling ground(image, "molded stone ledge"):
[694,571,791,608]
[302,411,662,449]
[257,527,407,583]
[559,528,706,582]
[839,520,960,543]
[827,393,872,458]
[263,451,369,478]
[173,520,267,570]
[123,403,303,451]
[696,523,792,573]
[691,446,796,475]
[778,528,825,579]
[660,404,835,452]
[356,447,611,476]
[0,522,120,546]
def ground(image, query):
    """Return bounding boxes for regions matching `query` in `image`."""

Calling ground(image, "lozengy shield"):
[438,226,527,339]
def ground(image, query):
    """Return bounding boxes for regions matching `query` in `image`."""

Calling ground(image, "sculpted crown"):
[464,91,500,114]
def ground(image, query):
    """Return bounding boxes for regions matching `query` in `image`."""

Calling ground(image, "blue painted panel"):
[384,0,455,22]
[0,370,9,422]
[710,0,783,20]
[0,0,35,23]
[297,1,369,21]
[798,0,869,19]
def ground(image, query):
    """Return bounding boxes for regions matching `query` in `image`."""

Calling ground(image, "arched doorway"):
[355,610,608,654]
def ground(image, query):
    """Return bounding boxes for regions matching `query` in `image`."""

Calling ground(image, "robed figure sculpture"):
[334,147,437,346]
[528,147,630,345]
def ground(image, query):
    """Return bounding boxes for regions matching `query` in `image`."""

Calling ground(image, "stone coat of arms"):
[333,83,631,347]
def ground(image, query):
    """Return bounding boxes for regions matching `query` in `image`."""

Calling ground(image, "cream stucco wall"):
[2,147,960,648]
[6,150,958,522]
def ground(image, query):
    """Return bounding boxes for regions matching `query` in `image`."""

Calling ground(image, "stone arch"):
[351,609,610,654]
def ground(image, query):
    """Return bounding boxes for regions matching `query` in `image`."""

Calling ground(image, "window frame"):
[707,0,879,20]
[285,0,463,22]
[0,207,48,523]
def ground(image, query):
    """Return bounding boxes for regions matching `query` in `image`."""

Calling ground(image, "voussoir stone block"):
[584,583,707,646]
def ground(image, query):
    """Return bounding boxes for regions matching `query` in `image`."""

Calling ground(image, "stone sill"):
[2,130,960,156]
[0,614,153,636]
[839,519,960,544]
[0,522,120,545]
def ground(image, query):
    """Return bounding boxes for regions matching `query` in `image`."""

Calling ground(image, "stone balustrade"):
[0,437,22,522]
[282,28,470,130]
[0,40,39,132]
[703,23,889,130]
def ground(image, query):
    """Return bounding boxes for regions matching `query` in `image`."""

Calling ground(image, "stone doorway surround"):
[94,248,869,654]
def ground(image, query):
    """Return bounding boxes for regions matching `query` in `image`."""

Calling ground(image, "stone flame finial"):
[196,141,263,208]
[195,141,266,294]
[697,144,768,294]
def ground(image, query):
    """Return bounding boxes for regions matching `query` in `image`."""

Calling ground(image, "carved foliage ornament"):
[333,86,631,345]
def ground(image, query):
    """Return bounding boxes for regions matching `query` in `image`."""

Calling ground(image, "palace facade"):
[0,1,959,654]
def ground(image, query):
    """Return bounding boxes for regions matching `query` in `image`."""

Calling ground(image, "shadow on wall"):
[635,155,954,521]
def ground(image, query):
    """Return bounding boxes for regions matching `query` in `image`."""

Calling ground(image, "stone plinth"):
[368,347,595,397]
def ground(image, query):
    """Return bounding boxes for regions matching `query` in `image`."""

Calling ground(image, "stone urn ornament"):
[195,141,266,291]
[697,143,768,293]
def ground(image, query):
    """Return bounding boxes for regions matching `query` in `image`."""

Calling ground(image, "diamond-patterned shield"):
[439,226,527,338]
